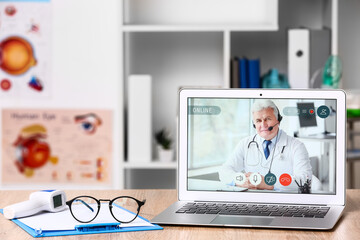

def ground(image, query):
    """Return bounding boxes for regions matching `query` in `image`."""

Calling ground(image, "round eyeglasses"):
[66,196,146,223]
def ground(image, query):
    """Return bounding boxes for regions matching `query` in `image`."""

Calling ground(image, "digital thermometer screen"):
[53,194,63,208]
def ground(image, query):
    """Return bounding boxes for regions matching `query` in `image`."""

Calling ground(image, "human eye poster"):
[1,108,113,186]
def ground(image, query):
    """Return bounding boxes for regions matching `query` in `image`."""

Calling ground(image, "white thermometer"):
[3,190,67,219]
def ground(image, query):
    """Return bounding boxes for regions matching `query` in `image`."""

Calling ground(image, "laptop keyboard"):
[175,202,329,218]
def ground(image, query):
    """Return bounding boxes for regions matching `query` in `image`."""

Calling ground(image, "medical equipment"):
[3,190,67,219]
[246,130,285,173]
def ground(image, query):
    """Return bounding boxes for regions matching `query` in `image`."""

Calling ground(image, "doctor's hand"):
[244,172,274,190]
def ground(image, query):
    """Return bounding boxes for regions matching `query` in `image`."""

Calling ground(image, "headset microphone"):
[267,122,279,131]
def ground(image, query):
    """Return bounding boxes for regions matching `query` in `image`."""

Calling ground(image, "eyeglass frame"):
[66,195,146,223]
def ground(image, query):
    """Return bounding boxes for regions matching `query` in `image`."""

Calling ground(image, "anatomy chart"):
[0,0,51,98]
[1,109,113,186]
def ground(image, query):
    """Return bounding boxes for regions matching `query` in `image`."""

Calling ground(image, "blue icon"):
[264,173,277,186]
[317,105,330,118]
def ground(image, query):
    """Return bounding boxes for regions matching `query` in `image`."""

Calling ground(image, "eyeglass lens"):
[70,196,99,223]
[111,197,140,223]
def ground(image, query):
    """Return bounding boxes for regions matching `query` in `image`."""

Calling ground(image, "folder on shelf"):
[236,57,260,88]
[239,58,248,88]
[231,57,239,88]
[0,206,162,238]
[288,29,310,88]
[248,58,260,88]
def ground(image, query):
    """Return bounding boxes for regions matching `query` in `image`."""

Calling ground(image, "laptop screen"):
[187,98,336,195]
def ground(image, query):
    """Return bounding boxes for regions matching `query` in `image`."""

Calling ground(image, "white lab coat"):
[219,130,312,191]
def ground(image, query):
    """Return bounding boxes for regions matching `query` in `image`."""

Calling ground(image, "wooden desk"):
[1,189,360,240]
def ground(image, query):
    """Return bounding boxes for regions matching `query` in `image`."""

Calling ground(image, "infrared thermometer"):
[3,190,67,219]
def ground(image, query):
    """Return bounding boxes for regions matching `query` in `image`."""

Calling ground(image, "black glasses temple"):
[67,199,95,212]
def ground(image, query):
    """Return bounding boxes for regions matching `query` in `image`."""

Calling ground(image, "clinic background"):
[187,98,336,193]
[1,0,360,190]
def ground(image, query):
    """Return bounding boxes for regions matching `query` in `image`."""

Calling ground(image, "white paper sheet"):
[16,204,154,231]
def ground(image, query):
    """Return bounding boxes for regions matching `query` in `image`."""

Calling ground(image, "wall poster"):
[0,0,51,98]
[1,109,113,186]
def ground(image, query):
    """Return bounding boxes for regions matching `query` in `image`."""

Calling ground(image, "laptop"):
[152,89,346,230]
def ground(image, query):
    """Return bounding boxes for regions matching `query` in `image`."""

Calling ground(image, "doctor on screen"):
[219,99,312,191]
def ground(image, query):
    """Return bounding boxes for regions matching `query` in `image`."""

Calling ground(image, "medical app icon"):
[0,36,37,75]
[264,172,277,186]
[279,173,292,186]
[13,124,58,177]
[74,113,102,135]
[249,172,262,186]
[235,172,246,186]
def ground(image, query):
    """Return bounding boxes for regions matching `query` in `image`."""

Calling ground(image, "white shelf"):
[124,161,177,169]
[121,0,336,189]
[125,32,224,140]
[122,24,278,32]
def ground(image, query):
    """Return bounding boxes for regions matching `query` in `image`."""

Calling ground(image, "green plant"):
[155,129,172,150]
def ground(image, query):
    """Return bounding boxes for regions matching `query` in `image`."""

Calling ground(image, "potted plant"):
[155,129,173,162]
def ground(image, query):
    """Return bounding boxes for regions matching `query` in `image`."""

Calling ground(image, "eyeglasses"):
[66,196,146,223]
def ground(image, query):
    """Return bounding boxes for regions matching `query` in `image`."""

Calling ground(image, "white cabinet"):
[121,0,337,189]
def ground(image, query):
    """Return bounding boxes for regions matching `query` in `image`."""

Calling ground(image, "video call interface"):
[187,98,337,195]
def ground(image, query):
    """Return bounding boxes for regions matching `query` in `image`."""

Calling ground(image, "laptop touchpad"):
[211,215,274,226]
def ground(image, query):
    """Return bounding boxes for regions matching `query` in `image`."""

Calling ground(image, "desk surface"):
[0,189,360,240]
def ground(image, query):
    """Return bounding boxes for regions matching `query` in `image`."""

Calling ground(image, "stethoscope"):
[245,130,286,174]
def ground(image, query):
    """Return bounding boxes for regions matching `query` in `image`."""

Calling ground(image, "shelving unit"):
[124,162,177,170]
[121,0,337,189]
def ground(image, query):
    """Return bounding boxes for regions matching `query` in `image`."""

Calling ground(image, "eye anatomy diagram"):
[0,1,51,98]
[1,109,113,186]
[0,36,37,75]
[13,124,57,177]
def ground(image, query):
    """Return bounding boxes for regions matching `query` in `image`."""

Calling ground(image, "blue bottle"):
[262,69,290,88]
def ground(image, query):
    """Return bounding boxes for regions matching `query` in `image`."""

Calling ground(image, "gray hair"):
[251,99,279,120]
